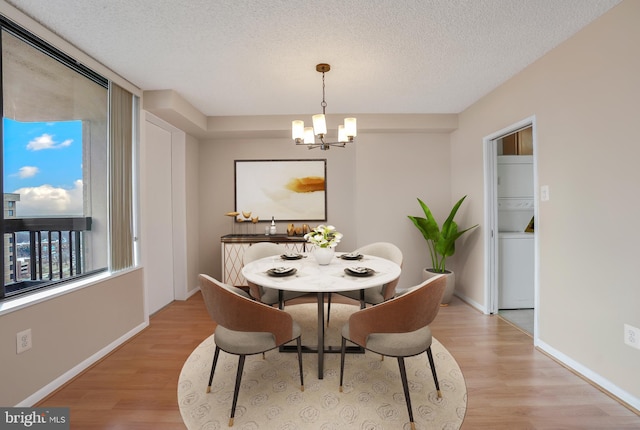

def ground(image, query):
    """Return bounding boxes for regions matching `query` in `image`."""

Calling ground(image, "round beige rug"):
[178,303,467,429]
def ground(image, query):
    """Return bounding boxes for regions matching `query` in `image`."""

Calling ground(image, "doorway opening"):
[483,117,538,338]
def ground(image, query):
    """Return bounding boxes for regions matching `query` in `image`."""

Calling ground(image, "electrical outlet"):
[17,328,32,354]
[624,324,640,350]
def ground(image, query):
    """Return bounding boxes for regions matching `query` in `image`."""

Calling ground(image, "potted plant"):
[408,195,478,305]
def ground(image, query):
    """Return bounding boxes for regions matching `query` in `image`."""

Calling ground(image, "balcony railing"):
[2,217,92,297]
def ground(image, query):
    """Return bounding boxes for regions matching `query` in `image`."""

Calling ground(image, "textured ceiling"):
[5,0,622,117]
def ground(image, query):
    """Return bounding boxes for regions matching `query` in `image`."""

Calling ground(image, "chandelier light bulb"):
[312,114,327,136]
[292,120,305,141]
[303,127,315,144]
[338,125,347,143]
[344,118,357,138]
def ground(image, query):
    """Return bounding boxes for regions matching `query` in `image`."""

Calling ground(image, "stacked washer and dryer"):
[497,155,535,309]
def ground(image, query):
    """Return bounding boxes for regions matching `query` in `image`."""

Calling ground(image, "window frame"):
[0,14,137,304]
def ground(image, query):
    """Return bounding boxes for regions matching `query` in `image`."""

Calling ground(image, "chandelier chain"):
[321,71,327,114]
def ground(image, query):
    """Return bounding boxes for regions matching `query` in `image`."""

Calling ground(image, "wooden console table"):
[220,234,309,287]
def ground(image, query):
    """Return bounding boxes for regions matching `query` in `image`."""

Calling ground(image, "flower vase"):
[312,247,335,265]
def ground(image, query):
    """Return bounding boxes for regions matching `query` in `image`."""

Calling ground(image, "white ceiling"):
[5,0,621,117]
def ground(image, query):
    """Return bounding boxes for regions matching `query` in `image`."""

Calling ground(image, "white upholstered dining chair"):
[327,242,403,324]
[242,242,307,308]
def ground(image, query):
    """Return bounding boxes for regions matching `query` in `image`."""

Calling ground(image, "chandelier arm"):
[295,141,346,150]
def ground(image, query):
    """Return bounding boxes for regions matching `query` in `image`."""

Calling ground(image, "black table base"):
[278,291,366,379]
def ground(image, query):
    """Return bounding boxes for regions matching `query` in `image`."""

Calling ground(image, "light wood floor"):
[37,293,640,429]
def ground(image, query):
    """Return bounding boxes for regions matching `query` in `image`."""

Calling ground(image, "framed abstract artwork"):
[234,159,327,221]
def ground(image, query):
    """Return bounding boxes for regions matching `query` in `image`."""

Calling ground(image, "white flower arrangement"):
[304,224,343,248]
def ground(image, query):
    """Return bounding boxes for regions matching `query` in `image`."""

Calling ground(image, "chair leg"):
[207,346,221,393]
[326,293,332,326]
[229,355,246,427]
[397,357,415,430]
[296,336,304,391]
[339,337,346,392]
[426,346,442,398]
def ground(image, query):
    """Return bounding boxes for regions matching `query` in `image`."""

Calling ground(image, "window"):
[1,16,136,300]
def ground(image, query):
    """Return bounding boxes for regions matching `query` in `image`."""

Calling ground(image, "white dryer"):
[498,232,534,309]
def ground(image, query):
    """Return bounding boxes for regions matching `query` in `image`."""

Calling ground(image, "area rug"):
[178,303,467,429]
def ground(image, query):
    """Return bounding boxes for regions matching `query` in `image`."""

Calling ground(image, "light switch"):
[540,185,550,201]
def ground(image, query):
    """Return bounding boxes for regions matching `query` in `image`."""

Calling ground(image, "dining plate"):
[267,267,297,277]
[281,253,303,260]
[340,252,363,260]
[344,267,375,277]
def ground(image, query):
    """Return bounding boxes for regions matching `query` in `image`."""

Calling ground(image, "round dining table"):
[241,251,402,379]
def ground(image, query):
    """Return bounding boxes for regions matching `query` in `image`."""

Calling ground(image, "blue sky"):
[3,118,83,216]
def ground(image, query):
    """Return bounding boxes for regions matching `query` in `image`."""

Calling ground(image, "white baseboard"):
[453,291,488,314]
[453,293,639,413]
[536,339,640,412]
[17,321,149,407]
[184,286,201,299]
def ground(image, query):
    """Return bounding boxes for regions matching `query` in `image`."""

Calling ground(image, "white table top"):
[241,252,402,293]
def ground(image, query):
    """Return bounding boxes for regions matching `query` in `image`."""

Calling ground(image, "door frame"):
[483,115,539,338]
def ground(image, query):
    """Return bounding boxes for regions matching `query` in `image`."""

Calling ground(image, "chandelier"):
[292,63,357,150]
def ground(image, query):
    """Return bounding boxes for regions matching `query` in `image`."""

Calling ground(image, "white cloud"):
[14,180,83,216]
[26,133,74,151]
[17,166,40,178]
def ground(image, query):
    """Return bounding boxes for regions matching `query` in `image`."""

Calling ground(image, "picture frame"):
[234,159,327,222]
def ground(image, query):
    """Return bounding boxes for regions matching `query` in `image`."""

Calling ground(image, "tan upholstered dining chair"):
[242,242,307,308]
[328,242,403,324]
[339,274,447,430]
[199,274,304,427]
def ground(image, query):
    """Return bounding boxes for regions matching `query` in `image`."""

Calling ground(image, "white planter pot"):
[422,268,455,306]
[312,247,335,265]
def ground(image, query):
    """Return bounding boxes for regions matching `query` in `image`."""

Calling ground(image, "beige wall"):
[450,0,639,403]
[185,133,201,296]
[0,269,145,405]
[197,126,457,292]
